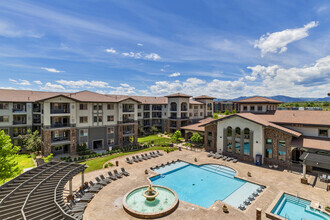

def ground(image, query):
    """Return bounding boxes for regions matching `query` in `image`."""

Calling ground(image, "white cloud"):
[0,86,16,90]
[41,67,64,73]
[160,68,165,72]
[120,83,130,87]
[34,80,43,85]
[40,82,66,91]
[0,20,43,38]
[122,51,160,61]
[244,75,256,81]
[105,48,116,54]
[9,79,31,85]
[254,21,319,56]
[137,43,143,46]
[145,53,161,61]
[169,72,180,77]
[56,80,110,88]
[108,85,136,95]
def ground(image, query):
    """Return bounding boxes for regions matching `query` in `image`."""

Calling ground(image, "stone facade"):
[42,129,52,156]
[204,123,217,152]
[133,124,138,143]
[117,124,123,147]
[70,128,77,155]
[263,127,292,167]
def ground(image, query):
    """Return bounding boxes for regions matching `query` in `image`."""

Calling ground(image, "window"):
[235,127,241,138]
[79,103,88,110]
[244,141,250,155]
[138,113,141,117]
[98,116,102,122]
[200,112,203,116]
[107,127,114,134]
[93,116,97,123]
[0,103,9,110]
[278,150,286,161]
[194,112,198,117]
[107,115,114,122]
[0,116,9,122]
[235,142,240,154]
[266,139,272,145]
[258,106,262,111]
[1,128,9,135]
[194,105,198,109]
[227,126,232,137]
[107,103,114,110]
[319,129,328,137]
[200,105,203,109]
[227,140,232,152]
[250,106,255,111]
[108,139,114,145]
[79,116,88,123]
[79,129,88,137]
[244,128,250,139]
[189,105,192,109]
[98,104,102,110]
[278,140,286,148]
[243,106,247,111]
[138,105,141,109]
[189,113,192,117]
[265,149,272,158]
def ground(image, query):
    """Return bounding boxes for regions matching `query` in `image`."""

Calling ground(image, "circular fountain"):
[123,184,179,219]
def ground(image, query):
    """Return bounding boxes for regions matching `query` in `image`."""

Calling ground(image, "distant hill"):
[214,95,330,103]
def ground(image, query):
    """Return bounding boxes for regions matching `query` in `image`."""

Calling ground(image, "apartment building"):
[0,89,214,156]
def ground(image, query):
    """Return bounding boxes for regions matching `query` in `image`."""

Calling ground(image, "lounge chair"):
[145,153,151,159]
[152,152,159,157]
[100,174,111,184]
[150,152,156,158]
[248,195,255,201]
[141,154,148,160]
[166,162,170,165]
[233,158,238,163]
[214,153,221,159]
[238,204,246,210]
[70,199,87,208]
[136,155,143,161]
[75,192,94,202]
[89,181,103,189]
[113,169,123,178]
[227,157,233,161]
[161,163,164,166]
[157,150,164,156]
[132,156,139,162]
[252,191,259,197]
[107,171,118,180]
[121,168,130,176]
[126,157,133,164]
[257,187,263,193]
[207,151,215,157]
[222,156,227,160]
[95,177,107,186]
[244,199,250,205]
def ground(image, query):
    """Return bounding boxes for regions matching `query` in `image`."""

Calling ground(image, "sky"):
[0,0,329,99]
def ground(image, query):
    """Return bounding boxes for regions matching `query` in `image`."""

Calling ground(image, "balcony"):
[152,105,162,111]
[143,113,150,118]
[181,116,189,119]
[181,107,188,111]
[51,136,70,143]
[143,105,150,111]
[152,114,162,118]
[13,121,27,125]
[123,104,134,113]
[50,109,70,114]
[123,130,134,135]
[50,103,70,114]
[169,116,177,119]
[13,132,26,137]
[170,108,177,111]
[33,119,41,124]
[123,119,134,124]
[51,123,71,128]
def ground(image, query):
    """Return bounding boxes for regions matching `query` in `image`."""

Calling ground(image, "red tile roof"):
[181,117,217,132]
[165,93,192,98]
[235,96,282,104]
[194,95,215,99]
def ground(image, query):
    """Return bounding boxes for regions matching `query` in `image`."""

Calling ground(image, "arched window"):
[243,128,250,155]
[170,102,177,111]
[235,127,241,154]
[227,126,232,137]
[244,128,250,139]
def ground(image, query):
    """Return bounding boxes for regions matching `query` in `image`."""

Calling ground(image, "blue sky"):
[0,0,329,98]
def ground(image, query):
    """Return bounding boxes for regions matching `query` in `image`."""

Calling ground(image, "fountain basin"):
[123,185,179,219]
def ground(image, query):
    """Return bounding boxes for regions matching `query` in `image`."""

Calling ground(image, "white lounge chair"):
[207,151,215,157]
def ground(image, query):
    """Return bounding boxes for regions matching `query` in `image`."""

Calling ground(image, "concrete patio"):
[67,149,330,220]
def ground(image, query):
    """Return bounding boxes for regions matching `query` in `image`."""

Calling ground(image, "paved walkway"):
[67,149,329,220]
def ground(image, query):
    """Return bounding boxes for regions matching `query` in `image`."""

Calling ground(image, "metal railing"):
[51,109,70,114]
[51,123,70,128]
[123,119,134,124]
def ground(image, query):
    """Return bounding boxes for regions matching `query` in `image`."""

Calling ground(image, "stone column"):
[82,170,85,187]
[70,128,77,155]
[43,129,52,156]
[256,208,262,220]
[133,124,138,143]
[69,179,73,196]
[117,124,123,147]
[303,163,306,178]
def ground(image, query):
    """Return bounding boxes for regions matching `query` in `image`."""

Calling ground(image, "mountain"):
[214,95,330,103]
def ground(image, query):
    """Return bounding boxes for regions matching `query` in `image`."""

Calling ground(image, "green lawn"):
[3,154,35,184]
[80,146,177,173]
[138,135,172,145]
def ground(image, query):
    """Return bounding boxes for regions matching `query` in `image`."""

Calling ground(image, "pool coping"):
[147,159,268,213]
[265,191,330,220]
[122,185,179,219]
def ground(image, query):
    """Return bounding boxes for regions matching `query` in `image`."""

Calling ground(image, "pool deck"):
[67,149,330,220]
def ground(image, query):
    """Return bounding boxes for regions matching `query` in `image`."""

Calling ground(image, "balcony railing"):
[123,119,134,124]
[143,123,150,126]
[169,116,177,119]
[170,108,177,111]
[13,132,26,137]
[12,109,26,113]
[152,107,162,111]
[51,109,70,114]
[33,119,41,124]
[181,107,188,111]
[152,115,162,118]
[13,121,27,125]
[51,123,71,128]
[51,137,70,142]
[181,116,189,119]
[123,108,134,113]
[123,130,134,135]
[33,108,41,113]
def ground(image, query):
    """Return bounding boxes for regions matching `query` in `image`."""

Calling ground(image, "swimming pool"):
[150,161,262,209]
[271,193,330,220]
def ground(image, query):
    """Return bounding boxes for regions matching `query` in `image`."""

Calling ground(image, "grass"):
[138,134,172,145]
[3,154,35,184]
[80,146,177,173]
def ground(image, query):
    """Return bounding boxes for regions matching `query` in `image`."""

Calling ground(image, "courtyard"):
[67,149,330,220]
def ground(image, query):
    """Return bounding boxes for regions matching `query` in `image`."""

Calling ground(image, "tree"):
[171,130,182,143]
[42,153,53,163]
[224,110,230,115]
[190,132,203,143]
[19,129,42,153]
[213,113,218,119]
[150,126,158,134]
[0,130,21,184]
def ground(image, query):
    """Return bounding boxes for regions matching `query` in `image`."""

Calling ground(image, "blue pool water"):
[271,194,330,220]
[150,161,261,208]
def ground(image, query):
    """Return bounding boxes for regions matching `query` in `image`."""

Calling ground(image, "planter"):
[222,205,229,213]
[301,177,308,184]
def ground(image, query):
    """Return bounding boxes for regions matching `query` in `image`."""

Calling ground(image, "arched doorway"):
[291,148,305,162]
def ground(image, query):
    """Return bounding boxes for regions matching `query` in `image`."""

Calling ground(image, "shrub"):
[164,131,167,135]
[31,153,37,160]
[108,163,114,167]
[104,164,109,168]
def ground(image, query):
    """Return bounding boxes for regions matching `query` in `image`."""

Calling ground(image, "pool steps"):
[199,165,236,179]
